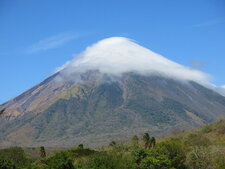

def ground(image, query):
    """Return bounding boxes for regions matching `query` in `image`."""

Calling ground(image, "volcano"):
[1,37,225,147]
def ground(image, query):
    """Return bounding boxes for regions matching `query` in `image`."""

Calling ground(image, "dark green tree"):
[40,146,46,158]
[45,151,74,169]
[143,133,150,149]
[78,144,84,149]
[109,141,117,147]
[150,137,156,148]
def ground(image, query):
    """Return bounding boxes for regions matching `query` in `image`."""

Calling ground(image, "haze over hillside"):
[0,37,225,147]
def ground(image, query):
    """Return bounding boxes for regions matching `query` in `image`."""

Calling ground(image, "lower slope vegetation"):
[1,119,225,168]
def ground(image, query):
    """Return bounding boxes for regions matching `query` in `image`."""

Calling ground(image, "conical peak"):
[93,37,131,46]
[58,37,209,84]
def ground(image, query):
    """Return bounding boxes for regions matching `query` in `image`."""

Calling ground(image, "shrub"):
[154,138,186,169]
[133,139,186,169]
[88,152,136,169]
[71,147,96,157]
[139,154,172,169]
[201,125,212,133]
[186,147,211,169]
[0,158,16,169]
[184,133,211,148]
[0,147,30,168]
[132,149,148,164]
[186,146,225,169]
[45,151,75,169]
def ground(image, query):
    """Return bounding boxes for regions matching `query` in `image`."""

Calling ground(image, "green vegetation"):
[0,147,32,168]
[142,133,156,149]
[1,119,225,168]
[40,146,46,158]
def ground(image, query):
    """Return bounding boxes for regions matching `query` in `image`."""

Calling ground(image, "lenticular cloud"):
[58,37,210,84]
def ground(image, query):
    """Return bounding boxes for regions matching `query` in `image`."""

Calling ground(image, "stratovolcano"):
[1,37,225,147]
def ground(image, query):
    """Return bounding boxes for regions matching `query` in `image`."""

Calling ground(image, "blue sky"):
[0,0,225,103]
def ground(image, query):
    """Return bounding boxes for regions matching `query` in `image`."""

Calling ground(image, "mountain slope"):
[0,37,225,147]
[1,72,225,147]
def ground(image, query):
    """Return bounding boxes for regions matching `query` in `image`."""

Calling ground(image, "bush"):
[26,162,47,169]
[132,139,186,169]
[186,146,225,169]
[132,149,148,164]
[45,151,75,169]
[186,147,211,169]
[139,154,172,169]
[201,125,212,133]
[88,152,136,169]
[0,158,16,169]
[184,133,211,148]
[71,147,96,157]
[0,147,31,168]
[154,138,186,169]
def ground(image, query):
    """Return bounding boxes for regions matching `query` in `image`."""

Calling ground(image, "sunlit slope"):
[1,73,225,147]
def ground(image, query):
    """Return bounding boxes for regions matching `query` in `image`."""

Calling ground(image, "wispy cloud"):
[193,18,225,28]
[26,32,82,54]
[189,60,206,69]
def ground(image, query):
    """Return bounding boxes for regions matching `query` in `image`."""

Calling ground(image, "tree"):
[143,133,151,149]
[109,141,117,147]
[78,144,84,149]
[142,133,156,149]
[150,137,156,148]
[40,146,46,158]
[131,135,139,149]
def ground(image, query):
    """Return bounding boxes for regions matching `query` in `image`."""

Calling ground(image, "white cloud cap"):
[58,37,210,84]
[216,85,225,96]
